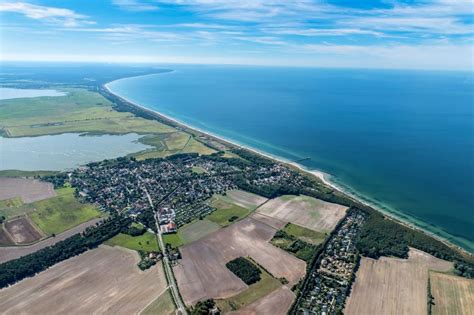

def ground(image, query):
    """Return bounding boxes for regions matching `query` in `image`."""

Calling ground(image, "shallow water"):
[0,87,66,100]
[0,133,151,171]
[107,66,474,252]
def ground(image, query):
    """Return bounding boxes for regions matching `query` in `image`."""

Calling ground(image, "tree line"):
[0,216,131,288]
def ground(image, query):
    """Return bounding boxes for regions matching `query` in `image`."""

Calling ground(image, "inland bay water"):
[107,65,474,252]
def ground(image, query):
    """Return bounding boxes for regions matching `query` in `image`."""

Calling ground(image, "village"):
[296,210,366,315]
[69,152,305,232]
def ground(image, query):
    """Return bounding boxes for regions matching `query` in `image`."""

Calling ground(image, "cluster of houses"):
[70,156,235,229]
[297,210,366,315]
[158,207,177,234]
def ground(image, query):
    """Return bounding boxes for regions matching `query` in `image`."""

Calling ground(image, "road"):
[143,186,188,315]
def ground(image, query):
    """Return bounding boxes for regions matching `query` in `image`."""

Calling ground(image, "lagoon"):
[0,87,66,100]
[107,66,474,252]
[0,133,151,171]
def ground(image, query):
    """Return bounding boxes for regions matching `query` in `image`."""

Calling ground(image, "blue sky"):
[0,0,472,69]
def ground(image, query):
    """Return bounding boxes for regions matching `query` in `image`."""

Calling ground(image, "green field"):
[162,233,184,248]
[0,88,174,137]
[133,132,214,160]
[206,195,253,226]
[283,223,326,245]
[105,231,159,252]
[0,170,59,178]
[141,289,176,315]
[191,166,207,174]
[271,227,318,262]
[29,187,101,235]
[217,263,281,312]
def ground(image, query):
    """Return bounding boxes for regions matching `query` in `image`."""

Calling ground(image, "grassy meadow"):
[216,263,282,312]
[206,195,253,226]
[283,223,326,245]
[29,187,102,235]
[105,231,159,252]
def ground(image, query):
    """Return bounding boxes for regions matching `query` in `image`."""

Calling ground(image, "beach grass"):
[29,187,102,235]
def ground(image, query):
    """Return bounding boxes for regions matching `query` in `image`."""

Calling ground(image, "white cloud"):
[0,2,94,27]
[111,0,159,11]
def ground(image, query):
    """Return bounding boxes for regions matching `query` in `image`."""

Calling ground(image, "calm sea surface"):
[107,66,474,252]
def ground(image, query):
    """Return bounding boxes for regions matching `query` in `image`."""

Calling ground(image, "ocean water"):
[107,66,474,252]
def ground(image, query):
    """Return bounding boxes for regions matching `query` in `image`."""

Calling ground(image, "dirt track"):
[345,248,453,315]
[0,246,168,315]
[0,178,56,203]
[0,218,101,263]
[174,217,306,306]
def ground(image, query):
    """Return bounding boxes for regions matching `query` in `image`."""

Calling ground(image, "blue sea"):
[107,65,474,252]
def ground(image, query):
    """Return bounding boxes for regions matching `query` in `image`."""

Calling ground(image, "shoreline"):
[104,75,472,256]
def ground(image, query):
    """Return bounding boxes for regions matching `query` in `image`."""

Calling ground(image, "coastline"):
[103,75,472,256]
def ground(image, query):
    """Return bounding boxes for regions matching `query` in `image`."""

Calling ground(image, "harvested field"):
[0,178,56,203]
[0,218,101,263]
[256,195,347,232]
[226,190,268,210]
[229,286,296,315]
[174,217,306,306]
[250,212,286,230]
[178,219,221,244]
[3,216,43,244]
[430,272,474,315]
[0,228,14,245]
[345,248,453,315]
[141,289,176,315]
[0,246,168,315]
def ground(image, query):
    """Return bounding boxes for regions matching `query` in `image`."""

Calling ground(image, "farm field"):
[0,218,101,263]
[0,177,56,203]
[225,190,268,210]
[105,231,159,252]
[256,195,347,232]
[430,271,474,315]
[229,286,296,315]
[29,186,101,235]
[207,195,252,226]
[0,246,168,315]
[3,216,43,244]
[345,248,453,315]
[178,219,221,244]
[282,223,326,245]
[206,190,267,227]
[217,263,282,313]
[173,217,306,306]
[141,289,176,315]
